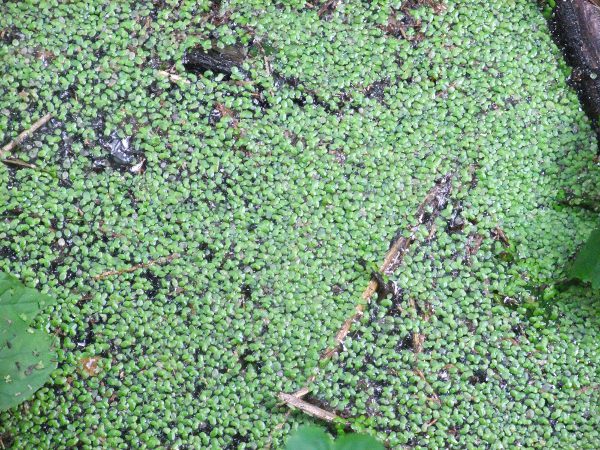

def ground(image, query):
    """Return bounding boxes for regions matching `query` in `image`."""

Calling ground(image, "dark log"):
[551,0,600,149]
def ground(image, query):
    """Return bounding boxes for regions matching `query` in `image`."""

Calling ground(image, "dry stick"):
[279,175,454,420]
[293,386,310,398]
[277,393,343,423]
[157,70,190,84]
[1,113,52,158]
[287,174,454,400]
[266,385,313,447]
[1,158,38,170]
[93,253,180,280]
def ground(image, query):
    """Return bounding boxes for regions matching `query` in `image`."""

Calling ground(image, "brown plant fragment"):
[80,357,101,376]
[413,332,426,354]
[492,227,510,247]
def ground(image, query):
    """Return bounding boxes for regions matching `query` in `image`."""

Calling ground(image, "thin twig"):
[425,418,438,429]
[292,386,310,398]
[2,158,57,178]
[2,159,38,170]
[1,113,52,158]
[292,174,455,398]
[321,174,453,359]
[414,369,440,404]
[93,253,180,280]
[413,332,425,354]
[277,393,342,423]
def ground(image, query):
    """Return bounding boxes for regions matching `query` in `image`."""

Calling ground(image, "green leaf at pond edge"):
[334,433,385,450]
[0,326,57,411]
[0,272,56,324]
[569,228,600,289]
[0,271,58,411]
[285,426,334,450]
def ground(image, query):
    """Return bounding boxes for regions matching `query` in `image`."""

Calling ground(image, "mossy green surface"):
[0,0,599,448]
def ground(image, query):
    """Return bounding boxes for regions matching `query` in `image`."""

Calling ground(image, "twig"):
[277,393,342,423]
[464,233,484,265]
[425,418,438,429]
[414,369,440,404]
[2,158,57,178]
[2,159,38,170]
[157,70,190,84]
[292,386,310,398]
[292,174,455,398]
[413,332,425,354]
[263,54,272,76]
[1,113,52,158]
[321,174,453,360]
[93,253,180,280]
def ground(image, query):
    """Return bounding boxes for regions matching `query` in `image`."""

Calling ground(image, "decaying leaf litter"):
[1,0,600,448]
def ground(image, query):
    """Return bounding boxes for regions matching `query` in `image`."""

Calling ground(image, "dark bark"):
[551,0,600,149]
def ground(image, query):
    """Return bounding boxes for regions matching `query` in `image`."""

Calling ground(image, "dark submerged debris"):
[381,0,446,41]
[317,0,341,19]
[183,46,247,76]
[363,80,389,103]
[446,202,465,232]
[0,25,23,44]
[105,135,136,166]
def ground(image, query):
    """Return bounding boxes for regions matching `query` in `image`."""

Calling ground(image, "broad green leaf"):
[0,272,56,324]
[570,229,600,289]
[286,426,334,450]
[0,325,57,411]
[0,271,58,411]
[334,434,385,450]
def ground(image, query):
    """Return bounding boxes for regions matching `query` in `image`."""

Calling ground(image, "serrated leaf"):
[334,434,385,450]
[570,228,600,289]
[285,426,334,450]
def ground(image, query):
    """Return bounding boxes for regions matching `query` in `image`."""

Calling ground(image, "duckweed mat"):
[1,0,599,448]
